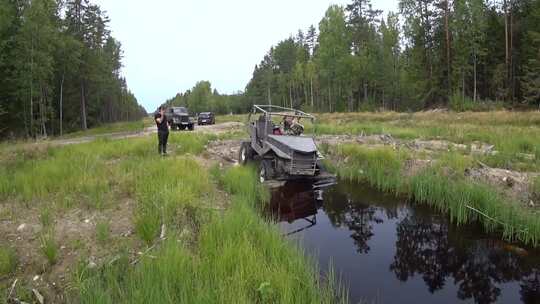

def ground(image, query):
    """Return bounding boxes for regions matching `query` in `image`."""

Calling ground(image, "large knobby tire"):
[238,142,254,165]
[259,160,274,183]
[188,124,195,131]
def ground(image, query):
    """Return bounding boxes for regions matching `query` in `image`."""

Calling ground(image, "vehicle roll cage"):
[248,105,316,121]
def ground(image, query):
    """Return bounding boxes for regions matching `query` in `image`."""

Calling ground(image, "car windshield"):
[200,113,210,117]
[173,108,187,114]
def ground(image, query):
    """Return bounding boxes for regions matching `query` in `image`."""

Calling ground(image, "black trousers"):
[158,130,169,154]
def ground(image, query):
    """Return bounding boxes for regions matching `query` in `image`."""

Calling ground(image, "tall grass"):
[335,144,540,246]
[123,156,213,244]
[40,232,59,265]
[75,166,346,303]
[309,111,540,171]
[0,133,214,209]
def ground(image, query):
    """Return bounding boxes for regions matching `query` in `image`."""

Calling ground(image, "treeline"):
[245,0,540,112]
[0,0,146,138]
[164,81,246,114]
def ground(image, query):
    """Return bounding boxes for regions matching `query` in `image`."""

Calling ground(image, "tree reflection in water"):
[391,209,540,303]
[269,181,540,304]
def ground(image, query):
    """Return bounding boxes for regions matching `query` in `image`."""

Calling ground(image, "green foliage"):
[40,207,53,228]
[310,111,540,171]
[0,246,18,276]
[74,165,346,304]
[164,81,246,115]
[218,165,269,207]
[237,0,540,113]
[335,145,406,193]
[335,144,540,246]
[532,176,540,201]
[96,220,110,244]
[40,233,59,265]
[449,92,503,112]
[0,0,146,139]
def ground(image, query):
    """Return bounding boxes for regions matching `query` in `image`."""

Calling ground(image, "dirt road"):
[39,122,244,146]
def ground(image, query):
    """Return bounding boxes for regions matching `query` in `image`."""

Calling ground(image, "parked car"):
[197,112,215,125]
[166,107,195,131]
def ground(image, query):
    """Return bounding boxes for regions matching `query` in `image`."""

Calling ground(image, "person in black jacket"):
[154,106,170,155]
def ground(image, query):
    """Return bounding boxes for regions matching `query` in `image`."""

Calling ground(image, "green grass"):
[532,176,540,203]
[40,232,59,265]
[61,120,148,139]
[96,220,110,244]
[307,111,540,171]
[333,144,540,246]
[74,165,346,304]
[0,132,215,210]
[0,246,18,276]
[39,207,53,228]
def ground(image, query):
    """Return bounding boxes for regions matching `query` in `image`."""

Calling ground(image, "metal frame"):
[246,105,315,139]
[251,105,315,121]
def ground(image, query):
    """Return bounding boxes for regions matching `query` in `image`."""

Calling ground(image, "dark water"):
[268,181,540,304]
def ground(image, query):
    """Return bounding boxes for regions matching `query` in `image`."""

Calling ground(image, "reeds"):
[335,144,540,246]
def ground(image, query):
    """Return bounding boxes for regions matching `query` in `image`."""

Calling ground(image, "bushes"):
[449,92,504,112]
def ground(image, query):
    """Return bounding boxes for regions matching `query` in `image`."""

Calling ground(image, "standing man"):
[154,106,169,156]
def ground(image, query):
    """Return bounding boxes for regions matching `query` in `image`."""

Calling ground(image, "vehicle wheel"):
[238,141,254,165]
[259,160,274,183]
[188,124,194,131]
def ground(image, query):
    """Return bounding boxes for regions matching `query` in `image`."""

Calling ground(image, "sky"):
[94,0,398,112]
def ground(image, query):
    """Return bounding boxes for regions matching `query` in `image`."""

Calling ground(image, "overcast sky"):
[94,0,398,111]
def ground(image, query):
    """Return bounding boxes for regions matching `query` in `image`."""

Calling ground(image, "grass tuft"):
[96,220,110,244]
[40,233,59,265]
[0,246,18,276]
[39,207,53,228]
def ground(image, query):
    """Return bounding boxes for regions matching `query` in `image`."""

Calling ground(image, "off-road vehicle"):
[166,107,195,131]
[238,105,335,184]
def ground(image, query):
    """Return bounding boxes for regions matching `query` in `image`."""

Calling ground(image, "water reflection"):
[266,182,322,236]
[269,181,540,304]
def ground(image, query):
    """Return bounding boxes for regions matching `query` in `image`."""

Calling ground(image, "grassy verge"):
[332,144,540,246]
[307,111,540,171]
[74,165,345,303]
[215,114,245,124]
[60,119,150,139]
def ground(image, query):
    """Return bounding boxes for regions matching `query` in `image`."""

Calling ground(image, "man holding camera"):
[154,106,169,156]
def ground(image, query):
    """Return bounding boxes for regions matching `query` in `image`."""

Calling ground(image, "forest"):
[164,81,246,115]
[243,0,540,112]
[172,0,538,113]
[0,0,146,139]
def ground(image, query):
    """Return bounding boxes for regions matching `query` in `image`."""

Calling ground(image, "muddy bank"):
[207,132,539,208]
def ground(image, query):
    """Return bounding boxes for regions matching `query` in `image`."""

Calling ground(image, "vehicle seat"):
[257,115,274,136]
